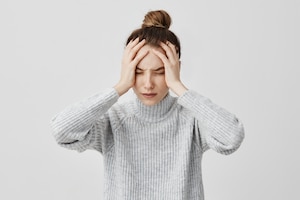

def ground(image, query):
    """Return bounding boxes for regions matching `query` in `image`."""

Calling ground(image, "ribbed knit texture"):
[51,88,245,200]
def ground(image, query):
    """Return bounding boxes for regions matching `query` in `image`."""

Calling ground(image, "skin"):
[132,44,169,106]
[114,38,188,106]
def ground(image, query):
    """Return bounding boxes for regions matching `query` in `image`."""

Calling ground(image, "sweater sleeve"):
[177,90,245,155]
[50,88,119,153]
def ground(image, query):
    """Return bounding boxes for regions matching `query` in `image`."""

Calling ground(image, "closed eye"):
[155,69,165,74]
[154,67,165,74]
[135,69,143,74]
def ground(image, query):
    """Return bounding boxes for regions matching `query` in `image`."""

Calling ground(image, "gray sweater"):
[51,88,245,200]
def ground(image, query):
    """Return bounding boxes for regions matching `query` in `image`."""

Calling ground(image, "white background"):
[1,0,299,199]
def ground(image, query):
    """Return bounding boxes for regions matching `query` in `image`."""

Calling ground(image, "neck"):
[134,93,176,122]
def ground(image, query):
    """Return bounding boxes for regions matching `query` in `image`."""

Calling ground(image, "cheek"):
[133,76,142,86]
[156,76,167,86]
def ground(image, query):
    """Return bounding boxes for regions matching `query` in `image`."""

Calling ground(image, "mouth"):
[141,93,157,98]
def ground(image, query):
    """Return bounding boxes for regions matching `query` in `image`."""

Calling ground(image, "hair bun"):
[142,10,171,29]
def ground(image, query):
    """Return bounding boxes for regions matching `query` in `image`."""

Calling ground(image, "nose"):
[144,73,154,90]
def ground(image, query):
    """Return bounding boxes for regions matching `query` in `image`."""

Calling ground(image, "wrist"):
[169,81,188,96]
[113,83,130,96]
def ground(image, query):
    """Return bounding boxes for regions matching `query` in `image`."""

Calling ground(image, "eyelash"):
[135,71,165,75]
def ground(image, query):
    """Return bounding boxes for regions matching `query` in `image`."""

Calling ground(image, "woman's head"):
[126,10,181,58]
[127,10,181,106]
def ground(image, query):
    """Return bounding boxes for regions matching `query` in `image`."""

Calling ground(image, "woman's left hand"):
[152,41,188,96]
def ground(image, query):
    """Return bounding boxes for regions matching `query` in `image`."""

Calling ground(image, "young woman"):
[51,10,245,200]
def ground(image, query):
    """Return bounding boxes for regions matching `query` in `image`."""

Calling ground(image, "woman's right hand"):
[114,38,148,96]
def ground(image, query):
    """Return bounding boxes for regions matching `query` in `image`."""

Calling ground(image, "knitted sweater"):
[51,88,245,200]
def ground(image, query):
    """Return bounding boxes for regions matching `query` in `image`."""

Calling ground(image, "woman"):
[51,9,245,200]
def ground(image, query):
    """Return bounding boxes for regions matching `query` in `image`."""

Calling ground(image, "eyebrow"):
[136,67,165,71]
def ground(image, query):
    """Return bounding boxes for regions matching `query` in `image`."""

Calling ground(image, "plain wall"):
[1,0,299,199]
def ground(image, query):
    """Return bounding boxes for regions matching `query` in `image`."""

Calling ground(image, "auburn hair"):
[126,10,181,58]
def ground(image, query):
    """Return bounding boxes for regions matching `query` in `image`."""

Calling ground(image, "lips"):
[142,93,157,98]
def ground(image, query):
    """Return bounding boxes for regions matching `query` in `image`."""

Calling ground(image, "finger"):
[124,38,140,56]
[132,49,149,66]
[127,37,140,49]
[128,39,146,60]
[167,42,178,57]
[132,39,146,52]
[160,42,176,61]
[152,48,169,65]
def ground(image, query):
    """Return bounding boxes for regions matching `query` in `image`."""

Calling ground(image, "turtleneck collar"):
[134,93,177,122]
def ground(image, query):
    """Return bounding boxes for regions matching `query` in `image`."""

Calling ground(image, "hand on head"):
[114,39,187,97]
[114,38,148,96]
[152,41,181,90]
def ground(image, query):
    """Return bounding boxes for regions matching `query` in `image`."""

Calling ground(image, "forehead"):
[136,45,165,70]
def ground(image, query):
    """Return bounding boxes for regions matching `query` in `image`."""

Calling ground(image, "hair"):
[126,10,181,58]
